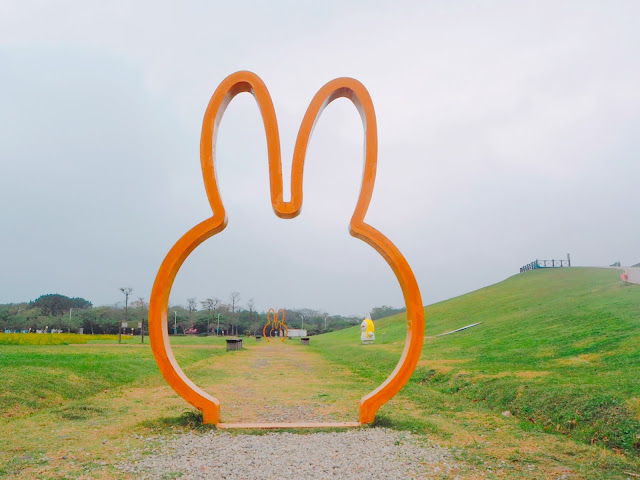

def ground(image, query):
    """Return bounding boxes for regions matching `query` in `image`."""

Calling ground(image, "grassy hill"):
[312,267,640,453]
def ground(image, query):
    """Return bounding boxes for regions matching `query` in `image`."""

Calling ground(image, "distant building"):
[288,329,307,338]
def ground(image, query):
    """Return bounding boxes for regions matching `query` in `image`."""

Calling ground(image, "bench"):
[226,339,243,351]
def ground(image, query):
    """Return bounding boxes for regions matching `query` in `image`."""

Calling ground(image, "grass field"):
[0,344,212,419]
[0,340,225,479]
[1,267,639,479]
[0,333,129,345]
[312,267,640,455]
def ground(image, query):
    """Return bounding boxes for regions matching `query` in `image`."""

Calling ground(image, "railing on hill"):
[520,254,571,273]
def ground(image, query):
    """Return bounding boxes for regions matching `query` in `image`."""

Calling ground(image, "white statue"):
[360,313,375,344]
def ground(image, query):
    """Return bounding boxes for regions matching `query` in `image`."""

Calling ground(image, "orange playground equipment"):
[263,308,287,342]
[148,71,425,428]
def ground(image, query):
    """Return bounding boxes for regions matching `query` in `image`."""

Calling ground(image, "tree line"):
[0,292,405,336]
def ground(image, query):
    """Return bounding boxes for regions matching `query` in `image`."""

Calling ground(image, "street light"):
[119,287,132,344]
[138,297,145,344]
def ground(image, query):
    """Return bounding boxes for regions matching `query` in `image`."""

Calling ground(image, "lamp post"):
[119,287,132,344]
[173,311,177,335]
[217,314,221,336]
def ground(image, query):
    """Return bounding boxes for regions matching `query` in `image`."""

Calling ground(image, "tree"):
[201,298,219,334]
[229,292,240,335]
[230,292,240,313]
[65,307,84,333]
[132,297,146,342]
[169,306,189,334]
[318,311,329,331]
[32,294,91,317]
[132,297,146,313]
[0,306,11,331]
[217,303,231,335]
[370,305,405,320]
[187,298,197,330]
[247,298,255,334]
[77,306,119,334]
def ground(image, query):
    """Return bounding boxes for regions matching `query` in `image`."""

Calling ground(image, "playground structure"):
[263,308,288,342]
[148,71,425,428]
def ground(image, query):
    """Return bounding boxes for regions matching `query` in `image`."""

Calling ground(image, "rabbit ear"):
[284,78,378,223]
[199,72,378,224]
[200,71,285,221]
[263,309,275,342]
[278,310,288,342]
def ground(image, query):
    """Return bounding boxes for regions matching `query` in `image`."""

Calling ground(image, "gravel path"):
[117,428,461,479]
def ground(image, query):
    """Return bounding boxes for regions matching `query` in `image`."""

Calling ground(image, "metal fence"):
[520,255,571,273]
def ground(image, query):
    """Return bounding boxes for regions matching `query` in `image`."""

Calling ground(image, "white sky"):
[1,1,639,314]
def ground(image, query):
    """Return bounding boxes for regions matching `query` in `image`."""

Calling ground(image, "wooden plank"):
[216,422,361,430]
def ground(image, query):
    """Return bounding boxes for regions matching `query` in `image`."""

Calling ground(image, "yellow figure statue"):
[360,314,375,344]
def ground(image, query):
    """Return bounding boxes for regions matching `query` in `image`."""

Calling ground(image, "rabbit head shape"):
[264,308,287,341]
[148,71,424,426]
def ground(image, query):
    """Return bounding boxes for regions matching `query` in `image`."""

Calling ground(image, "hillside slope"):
[312,267,640,452]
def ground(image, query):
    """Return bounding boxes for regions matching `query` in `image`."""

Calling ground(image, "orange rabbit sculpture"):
[264,308,287,341]
[148,71,424,426]
[263,308,275,342]
[268,313,277,338]
[277,309,288,341]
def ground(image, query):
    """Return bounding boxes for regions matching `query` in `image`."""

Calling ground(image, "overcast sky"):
[1,1,639,315]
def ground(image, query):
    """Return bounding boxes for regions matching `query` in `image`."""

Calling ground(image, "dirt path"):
[185,340,372,423]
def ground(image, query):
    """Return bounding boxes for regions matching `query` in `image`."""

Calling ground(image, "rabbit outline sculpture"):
[263,308,275,342]
[148,71,424,426]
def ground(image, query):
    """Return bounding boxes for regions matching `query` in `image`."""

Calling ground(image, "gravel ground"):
[117,428,463,479]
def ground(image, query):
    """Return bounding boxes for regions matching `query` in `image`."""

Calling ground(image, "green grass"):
[91,333,259,346]
[1,283,638,479]
[0,333,254,418]
[0,344,213,415]
[0,333,128,345]
[312,267,640,453]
